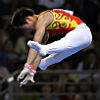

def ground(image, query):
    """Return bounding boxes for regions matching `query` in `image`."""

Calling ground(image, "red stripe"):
[47,28,75,35]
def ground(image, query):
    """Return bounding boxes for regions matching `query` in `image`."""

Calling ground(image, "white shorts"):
[39,23,92,70]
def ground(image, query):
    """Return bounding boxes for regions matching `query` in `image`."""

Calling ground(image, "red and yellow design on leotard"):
[38,9,83,35]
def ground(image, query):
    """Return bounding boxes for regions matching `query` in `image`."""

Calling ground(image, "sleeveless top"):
[38,9,83,35]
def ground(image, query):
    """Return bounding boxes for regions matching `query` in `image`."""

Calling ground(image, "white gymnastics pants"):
[27,23,92,70]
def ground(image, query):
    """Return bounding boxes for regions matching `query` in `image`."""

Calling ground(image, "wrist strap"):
[24,64,32,69]
[30,69,36,74]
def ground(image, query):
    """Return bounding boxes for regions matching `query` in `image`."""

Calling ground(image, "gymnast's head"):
[11,7,37,30]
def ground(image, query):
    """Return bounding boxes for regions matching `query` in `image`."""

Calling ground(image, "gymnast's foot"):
[27,40,46,56]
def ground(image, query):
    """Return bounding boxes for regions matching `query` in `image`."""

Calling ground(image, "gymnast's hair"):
[11,7,34,28]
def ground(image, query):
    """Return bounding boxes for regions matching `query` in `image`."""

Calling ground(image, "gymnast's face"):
[22,15,37,30]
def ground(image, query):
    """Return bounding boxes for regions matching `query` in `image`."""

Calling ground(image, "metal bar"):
[37,70,99,74]
[27,82,99,85]
[0,70,99,83]
[0,70,20,84]
[14,92,96,96]
[0,70,99,84]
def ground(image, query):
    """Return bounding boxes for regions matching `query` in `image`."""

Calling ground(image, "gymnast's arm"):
[26,12,53,66]
[31,31,49,70]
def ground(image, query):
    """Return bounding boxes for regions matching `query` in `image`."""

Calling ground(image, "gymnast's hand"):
[19,72,35,87]
[17,64,32,81]
[17,64,36,86]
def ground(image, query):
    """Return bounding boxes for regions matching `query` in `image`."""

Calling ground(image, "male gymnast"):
[11,7,92,86]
